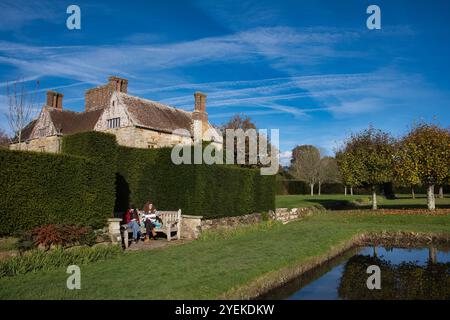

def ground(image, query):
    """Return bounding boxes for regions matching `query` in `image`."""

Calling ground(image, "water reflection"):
[260,246,450,300]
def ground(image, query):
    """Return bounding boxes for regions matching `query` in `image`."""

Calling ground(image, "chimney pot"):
[108,76,128,93]
[193,92,208,135]
[46,91,63,109]
[194,92,207,113]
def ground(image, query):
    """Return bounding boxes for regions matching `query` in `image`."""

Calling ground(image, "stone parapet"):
[180,215,203,240]
[107,218,123,244]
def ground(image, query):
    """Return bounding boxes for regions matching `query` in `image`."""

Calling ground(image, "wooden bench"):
[121,210,182,248]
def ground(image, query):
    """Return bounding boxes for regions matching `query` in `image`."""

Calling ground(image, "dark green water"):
[260,246,450,300]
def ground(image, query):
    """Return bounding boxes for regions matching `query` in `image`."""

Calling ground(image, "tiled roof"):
[120,94,193,135]
[14,92,198,144]
[49,108,103,135]
[12,119,37,143]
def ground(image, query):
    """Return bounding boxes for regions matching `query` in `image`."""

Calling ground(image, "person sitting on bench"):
[124,205,141,243]
[143,202,162,242]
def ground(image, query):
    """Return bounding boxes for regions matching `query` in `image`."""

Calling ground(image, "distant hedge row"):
[275,179,448,195]
[0,149,110,235]
[116,145,275,218]
[276,179,345,195]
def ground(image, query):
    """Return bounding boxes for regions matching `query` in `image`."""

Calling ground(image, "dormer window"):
[107,117,120,129]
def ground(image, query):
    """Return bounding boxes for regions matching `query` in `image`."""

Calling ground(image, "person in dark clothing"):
[144,219,156,241]
[143,202,159,241]
[124,205,141,243]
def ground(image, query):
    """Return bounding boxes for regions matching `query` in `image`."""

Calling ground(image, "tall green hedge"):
[1,132,275,235]
[61,132,117,222]
[0,149,109,235]
[116,146,275,218]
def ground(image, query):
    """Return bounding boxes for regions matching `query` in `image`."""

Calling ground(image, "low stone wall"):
[180,213,263,240]
[269,207,317,223]
[202,213,262,231]
[181,209,317,240]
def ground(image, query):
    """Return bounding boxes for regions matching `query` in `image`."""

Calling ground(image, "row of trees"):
[336,123,450,210]
[289,145,341,196]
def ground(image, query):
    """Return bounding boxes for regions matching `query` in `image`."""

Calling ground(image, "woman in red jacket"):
[124,205,141,243]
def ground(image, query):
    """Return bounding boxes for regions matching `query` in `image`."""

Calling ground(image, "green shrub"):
[0,245,122,278]
[0,149,109,235]
[260,211,269,221]
[14,232,34,253]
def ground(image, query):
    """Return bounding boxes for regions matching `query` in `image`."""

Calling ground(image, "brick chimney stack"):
[46,91,63,110]
[194,92,206,113]
[192,92,208,137]
[85,76,128,112]
[108,76,128,94]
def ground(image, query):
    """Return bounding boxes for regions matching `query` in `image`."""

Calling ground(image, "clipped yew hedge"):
[1,131,275,235]
[0,149,109,235]
[61,131,117,222]
[116,146,275,218]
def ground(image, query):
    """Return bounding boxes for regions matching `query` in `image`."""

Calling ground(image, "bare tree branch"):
[5,78,40,149]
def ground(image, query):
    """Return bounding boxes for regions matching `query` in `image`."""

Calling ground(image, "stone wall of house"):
[9,135,61,153]
[93,92,132,131]
[95,93,193,148]
[30,108,57,140]
[9,107,61,153]
[106,126,193,149]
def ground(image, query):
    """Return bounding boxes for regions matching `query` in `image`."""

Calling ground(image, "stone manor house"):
[10,76,221,153]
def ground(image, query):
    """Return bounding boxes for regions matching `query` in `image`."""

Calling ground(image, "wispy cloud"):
[0,11,447,156]
[0,25,371,119]
[0,26,363,84]
[0,0,60,31]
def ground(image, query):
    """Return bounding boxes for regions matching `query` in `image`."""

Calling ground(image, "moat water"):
[260,246,450,300]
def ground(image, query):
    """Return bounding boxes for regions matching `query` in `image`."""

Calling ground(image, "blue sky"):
[1,0,449,164]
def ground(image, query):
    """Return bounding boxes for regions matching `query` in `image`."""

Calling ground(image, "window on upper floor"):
[107,117,121,129]
[38,128,46,137]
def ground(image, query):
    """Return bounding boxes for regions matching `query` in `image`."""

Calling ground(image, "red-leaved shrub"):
[31,224,94,250]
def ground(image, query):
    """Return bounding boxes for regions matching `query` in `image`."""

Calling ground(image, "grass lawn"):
[276,194,450,210]
[1,211,449,299]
